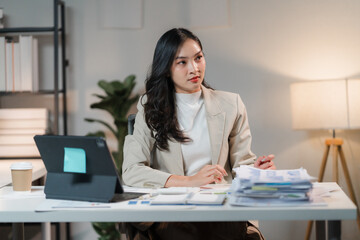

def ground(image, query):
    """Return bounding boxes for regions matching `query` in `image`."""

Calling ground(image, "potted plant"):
[92,222,122,240]
[85,75,139,240]
[85,74,139,173]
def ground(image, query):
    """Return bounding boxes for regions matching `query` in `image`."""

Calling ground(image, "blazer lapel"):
[167,139,185,175]
[202,86,225,165]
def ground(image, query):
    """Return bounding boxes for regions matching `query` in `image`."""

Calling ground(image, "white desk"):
[0,159,46,188]
[0,182,357,240]
[0,159,47,240]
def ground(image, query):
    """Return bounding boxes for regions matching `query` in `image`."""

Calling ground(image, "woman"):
[122,28,275,240]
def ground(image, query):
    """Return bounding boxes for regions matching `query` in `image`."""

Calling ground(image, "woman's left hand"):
[254,154,276,170]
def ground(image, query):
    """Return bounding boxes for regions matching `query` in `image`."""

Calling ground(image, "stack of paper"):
[229,166,316,207]
[0,108,49,157]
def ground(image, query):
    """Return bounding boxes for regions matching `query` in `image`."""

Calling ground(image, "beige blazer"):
[122,86,256,188]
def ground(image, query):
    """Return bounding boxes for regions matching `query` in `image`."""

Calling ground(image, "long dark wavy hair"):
[142,28,212,151]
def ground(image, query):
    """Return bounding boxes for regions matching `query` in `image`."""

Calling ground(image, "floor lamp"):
[290,79,360,240]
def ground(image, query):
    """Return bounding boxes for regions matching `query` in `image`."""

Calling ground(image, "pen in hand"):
[256,154,276,170]
[260,154,275,162]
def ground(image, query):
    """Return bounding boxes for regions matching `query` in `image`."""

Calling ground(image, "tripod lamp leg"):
[304,145,330,240]
[338,146,360,229]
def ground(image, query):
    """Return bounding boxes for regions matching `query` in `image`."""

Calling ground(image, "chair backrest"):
[127,113,154,168]
[127,114,136,135]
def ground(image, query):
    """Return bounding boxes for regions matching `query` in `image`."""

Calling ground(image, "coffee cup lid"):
[10,162,33,170]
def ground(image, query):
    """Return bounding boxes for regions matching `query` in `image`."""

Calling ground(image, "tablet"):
[34,135,145,202]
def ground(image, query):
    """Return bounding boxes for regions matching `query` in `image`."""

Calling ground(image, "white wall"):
[1,0,359,239]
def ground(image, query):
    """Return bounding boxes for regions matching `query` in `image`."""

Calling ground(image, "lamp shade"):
[290,79,360,130]
[348,79,360,128]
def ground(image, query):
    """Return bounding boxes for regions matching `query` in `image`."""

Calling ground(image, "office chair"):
[120,114,137,240]
[126,113,154,167]
[127,114,136,135]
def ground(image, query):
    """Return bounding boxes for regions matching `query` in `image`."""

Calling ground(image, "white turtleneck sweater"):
[175,91,212,176]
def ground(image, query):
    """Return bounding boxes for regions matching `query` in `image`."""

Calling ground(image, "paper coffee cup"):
[10,162,33,191]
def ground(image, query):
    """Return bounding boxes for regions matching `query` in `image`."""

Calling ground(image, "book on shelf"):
[0,36,5,91]
[19,35,38,92]
[0,8,3,28]
[0,36,38,93]
[0,119,48,129]
[0,128,47,135]
[13,42,21,92]
[19,35,32,92]
[0,108,49,157]
[32,37,39,92]
[5,39,13,92]
[0,135,37,145]
[0,144,40,157]
[0,108,49,119]
[0,109,50,138]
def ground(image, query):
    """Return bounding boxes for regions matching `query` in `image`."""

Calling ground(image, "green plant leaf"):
[116,75,136,100]
[98,80,115,96]
[92,222,121,240]
[90,100,116,115]
[84,118,96,123]
[86,131,106,138]
[84,118,117,138]
[115,95,139,119]
[110,80,125,91]
[124,74,136,83]
[92,93,107,100]
[92,223,105,236]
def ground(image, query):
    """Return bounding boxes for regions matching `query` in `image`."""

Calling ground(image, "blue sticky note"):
[63,147,86,173]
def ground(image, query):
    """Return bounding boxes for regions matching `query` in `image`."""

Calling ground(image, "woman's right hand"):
[188,164,228,187]
[164,164,228,187]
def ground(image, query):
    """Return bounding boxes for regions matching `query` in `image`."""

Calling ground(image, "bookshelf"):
[0,0,68,136]
[0,0,68,159]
